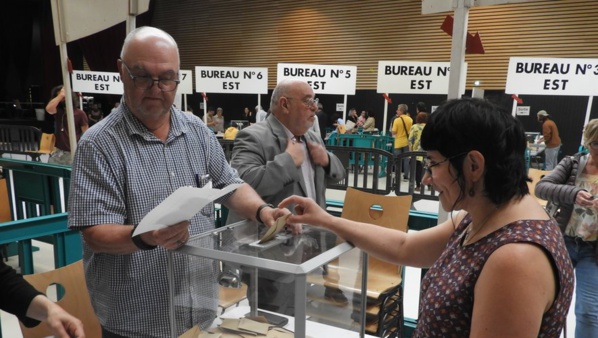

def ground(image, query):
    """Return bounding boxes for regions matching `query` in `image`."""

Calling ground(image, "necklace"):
[463,208,498,245]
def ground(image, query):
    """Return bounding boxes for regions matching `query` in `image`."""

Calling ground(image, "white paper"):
[132,183,242,236]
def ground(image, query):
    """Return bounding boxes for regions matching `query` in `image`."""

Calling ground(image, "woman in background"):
[408,112,428,191]
[536,118,598,338]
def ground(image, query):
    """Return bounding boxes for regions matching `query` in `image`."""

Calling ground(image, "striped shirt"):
[68,103,243,337]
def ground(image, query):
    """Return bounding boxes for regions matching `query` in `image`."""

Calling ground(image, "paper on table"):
[132,183,242,236]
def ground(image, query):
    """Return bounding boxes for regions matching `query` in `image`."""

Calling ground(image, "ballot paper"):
[132,184,242,236]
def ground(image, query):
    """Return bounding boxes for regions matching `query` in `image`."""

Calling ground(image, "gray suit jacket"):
[230,113,345,214]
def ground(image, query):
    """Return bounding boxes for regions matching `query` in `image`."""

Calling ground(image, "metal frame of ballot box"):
[167,220,369,338]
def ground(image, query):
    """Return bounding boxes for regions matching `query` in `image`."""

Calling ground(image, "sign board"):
[178,70,193,95]
[516,106,530,116]
[277,63,357,95]
[195,66,268,94]
[336,103,345,112]
[72,70,123,94]
[506,57,598,96]
[377,61,467,95]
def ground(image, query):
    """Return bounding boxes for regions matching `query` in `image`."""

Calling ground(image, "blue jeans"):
[565,236,598,338]
[544,145,561,170]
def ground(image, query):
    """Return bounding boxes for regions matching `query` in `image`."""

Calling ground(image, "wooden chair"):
[19,260,101,338]
[218,283,248,314]
[527,168,550,207]
[308,187,412,337]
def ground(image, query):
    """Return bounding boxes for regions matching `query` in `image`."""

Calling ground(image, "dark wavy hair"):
[420,98,529,207]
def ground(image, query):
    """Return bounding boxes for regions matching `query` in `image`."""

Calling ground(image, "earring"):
[469,187,475,197]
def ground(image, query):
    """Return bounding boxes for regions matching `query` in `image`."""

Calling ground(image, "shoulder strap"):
[400,116,409,136]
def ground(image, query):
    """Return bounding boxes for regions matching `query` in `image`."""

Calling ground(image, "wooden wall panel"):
[152,0,598,90]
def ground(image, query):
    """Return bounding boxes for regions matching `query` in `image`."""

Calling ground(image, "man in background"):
[255,104,267,123]
[537,110,561,170]
[230,79,346,315]
[45,85,89,165]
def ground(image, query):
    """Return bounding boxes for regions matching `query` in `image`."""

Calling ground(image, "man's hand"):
[259,205,302,235]
[307,141,330,167]
[286,137,304,166]
[140,220,190,250]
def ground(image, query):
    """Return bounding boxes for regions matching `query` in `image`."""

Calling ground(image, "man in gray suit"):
[230,79,346,315]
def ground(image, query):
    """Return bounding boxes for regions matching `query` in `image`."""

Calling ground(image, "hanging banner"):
[377,61,467,94]
[195,66,268,94]
[277,63,357,95]
[72,69,193,95]
[71,70,123,94]
[506,57,598,96]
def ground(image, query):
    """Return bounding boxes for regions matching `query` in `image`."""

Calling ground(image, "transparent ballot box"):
[167,220,372,338]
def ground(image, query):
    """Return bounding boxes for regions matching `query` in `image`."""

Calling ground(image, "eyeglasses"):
[286,97,319,108]
[423,152,468,176]
[121,61,180,92]
[589,141,598,149]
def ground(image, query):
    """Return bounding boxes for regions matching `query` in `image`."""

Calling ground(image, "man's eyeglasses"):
[121,61,180,92]
[588,141,598,149]
[423,152,468,175]
[286,97,319,108]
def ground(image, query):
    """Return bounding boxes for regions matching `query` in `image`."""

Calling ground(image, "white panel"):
[195,67,268,94]
[505,57,598,96]
[276,63,357,95]
[51,0,150,44]
[422,0,551,14]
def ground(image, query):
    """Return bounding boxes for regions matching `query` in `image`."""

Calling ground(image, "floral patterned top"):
[565,172,598,240]
[414,215,574,338]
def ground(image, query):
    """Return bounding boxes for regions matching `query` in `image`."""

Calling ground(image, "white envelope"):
[132,183,242,236]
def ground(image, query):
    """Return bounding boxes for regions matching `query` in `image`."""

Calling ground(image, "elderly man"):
[230,79,346,314]
[68,27,291,338]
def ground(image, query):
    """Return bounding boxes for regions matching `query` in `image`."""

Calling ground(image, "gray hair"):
[397,104,409,113]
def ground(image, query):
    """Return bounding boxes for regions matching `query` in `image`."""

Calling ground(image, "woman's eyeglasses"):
[423,152,468,175]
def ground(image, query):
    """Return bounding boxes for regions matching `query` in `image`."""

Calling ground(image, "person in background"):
[45,85,89,165]
[0,258,85,338]
[362,110,376,132]
[213,107,225,133]
[392,103,413,180]
[110,102,120,115]
[315,102,328,141]
[408,112,428,191]
[205,107,216,129]
[537,110,561,170]
[87,103,104,127]
[281,97,573,337]
[346,108,359,131]
[416,101,428,115]
[242,106,255,124]
[255,105,267,123]
[68,26,294,338]
[230,79,346,315]
[535,118,598,338]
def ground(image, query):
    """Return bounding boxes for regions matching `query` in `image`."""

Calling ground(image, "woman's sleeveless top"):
[414,215,574,337]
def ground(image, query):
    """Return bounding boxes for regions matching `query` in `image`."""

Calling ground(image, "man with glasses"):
[230,79,346,315]
[68,27,293,338]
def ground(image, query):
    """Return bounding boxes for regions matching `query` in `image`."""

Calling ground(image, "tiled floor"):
[0,155,576,337]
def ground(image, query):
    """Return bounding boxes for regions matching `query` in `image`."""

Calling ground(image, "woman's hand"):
[278,195,333,228]
[576,190,595,208]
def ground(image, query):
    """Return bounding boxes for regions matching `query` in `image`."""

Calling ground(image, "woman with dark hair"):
[280,98,573,337]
